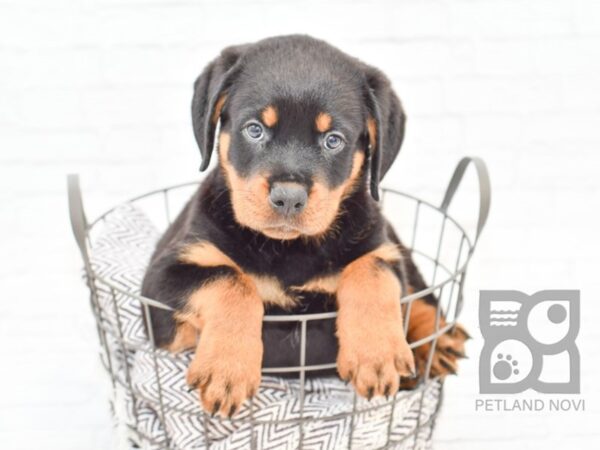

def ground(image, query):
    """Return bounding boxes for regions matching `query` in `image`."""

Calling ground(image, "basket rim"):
[84,182,475,323]
[68,158,490,449]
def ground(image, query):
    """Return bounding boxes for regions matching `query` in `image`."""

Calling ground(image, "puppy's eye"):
[323,133,344,151]
[245,122,264,140]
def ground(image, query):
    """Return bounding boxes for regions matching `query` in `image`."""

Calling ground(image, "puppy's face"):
[218,75,369,239]
[192,36,405,240]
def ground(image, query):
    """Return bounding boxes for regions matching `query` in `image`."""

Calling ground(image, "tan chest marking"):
[179,240,240,270]
[179,240,400,305]
[290,273,340,295]
[179,241,306,309]
[250,275,298,309]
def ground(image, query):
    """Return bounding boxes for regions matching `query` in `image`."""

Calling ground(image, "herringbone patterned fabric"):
[86,204,441,449]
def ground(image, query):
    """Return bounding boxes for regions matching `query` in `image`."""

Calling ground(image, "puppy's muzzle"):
[269,182,308,218]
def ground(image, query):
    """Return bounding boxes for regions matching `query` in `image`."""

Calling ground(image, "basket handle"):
[67,174,93,275]
[439,156,491,245]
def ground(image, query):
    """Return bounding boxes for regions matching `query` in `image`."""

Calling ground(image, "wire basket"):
[68,156,490,450]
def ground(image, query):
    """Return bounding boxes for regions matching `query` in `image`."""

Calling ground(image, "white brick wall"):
[1,0,599,448]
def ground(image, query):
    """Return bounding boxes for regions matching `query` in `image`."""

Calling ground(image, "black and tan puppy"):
[141,35,467,418]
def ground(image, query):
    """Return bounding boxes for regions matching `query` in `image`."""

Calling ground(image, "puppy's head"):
[192,35,405,240]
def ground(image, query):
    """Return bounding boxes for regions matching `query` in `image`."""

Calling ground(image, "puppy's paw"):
[405,299,470,387]
[420,323,469,377]
[337,323,415,399]
[187,327,262,418]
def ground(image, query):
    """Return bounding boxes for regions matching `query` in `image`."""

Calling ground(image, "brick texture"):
[1,1,599,448]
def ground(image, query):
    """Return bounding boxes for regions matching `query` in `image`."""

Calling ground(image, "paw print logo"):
[479,290,580,394]
[485,339,532,386]
[493,354,519,380]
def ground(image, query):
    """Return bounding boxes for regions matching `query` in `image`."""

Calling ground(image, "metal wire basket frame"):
[68,156,490,450]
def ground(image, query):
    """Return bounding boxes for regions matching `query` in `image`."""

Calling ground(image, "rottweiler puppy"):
[141,35,468,418]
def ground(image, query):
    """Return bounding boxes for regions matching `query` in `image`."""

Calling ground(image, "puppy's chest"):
[248,272,337,310]
[243,251,340,310]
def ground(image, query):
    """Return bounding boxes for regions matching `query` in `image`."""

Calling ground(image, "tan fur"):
[179,241,239,271]
[292,273,340,294]
[250,275,298,309]
[369,242,401,263]
[336,244,415,398]
[301,151,365,238]
[183,276,264,417]
[212,94,227,124]
[366,116,377,149]
[179,241,300,308]
[404,299,469,384]
[167,321,198,352]
[219,132,278,234]
[261,105,278,127]
[315,112,332,133]
[219,131,367,240]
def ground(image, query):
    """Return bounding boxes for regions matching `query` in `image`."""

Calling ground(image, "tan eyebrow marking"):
[261,105,278,127]
[315,112,333,133]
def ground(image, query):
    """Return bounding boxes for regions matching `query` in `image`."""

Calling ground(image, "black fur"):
[141,35,425,372]
[191,35,405,199]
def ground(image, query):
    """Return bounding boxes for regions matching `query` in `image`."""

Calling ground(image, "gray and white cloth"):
[86,204,441,449]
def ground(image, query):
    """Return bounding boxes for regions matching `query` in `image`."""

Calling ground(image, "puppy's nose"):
[269,182,308,217]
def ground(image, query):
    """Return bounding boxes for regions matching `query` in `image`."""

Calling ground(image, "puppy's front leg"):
[184,275,263,417]
[336,247,415,398]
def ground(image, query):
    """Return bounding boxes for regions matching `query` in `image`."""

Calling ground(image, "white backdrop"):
[1,0,599,448]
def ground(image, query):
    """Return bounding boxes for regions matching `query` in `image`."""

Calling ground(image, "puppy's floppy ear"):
[192,45,247,171]
[363,67,406,201]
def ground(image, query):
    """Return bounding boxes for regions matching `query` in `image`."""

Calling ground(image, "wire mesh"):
[68,157,489,450]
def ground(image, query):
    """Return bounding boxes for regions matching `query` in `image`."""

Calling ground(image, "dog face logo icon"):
[479,290,580,394]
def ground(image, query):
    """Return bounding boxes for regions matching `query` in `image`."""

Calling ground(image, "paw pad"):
[493,353,519,380]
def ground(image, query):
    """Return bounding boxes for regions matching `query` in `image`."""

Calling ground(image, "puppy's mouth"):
[262,223,303,240]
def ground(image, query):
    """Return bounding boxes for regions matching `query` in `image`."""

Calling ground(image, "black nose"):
[269,182,308,217]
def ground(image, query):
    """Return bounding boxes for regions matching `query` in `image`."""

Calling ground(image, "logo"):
[479,290,580,394]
